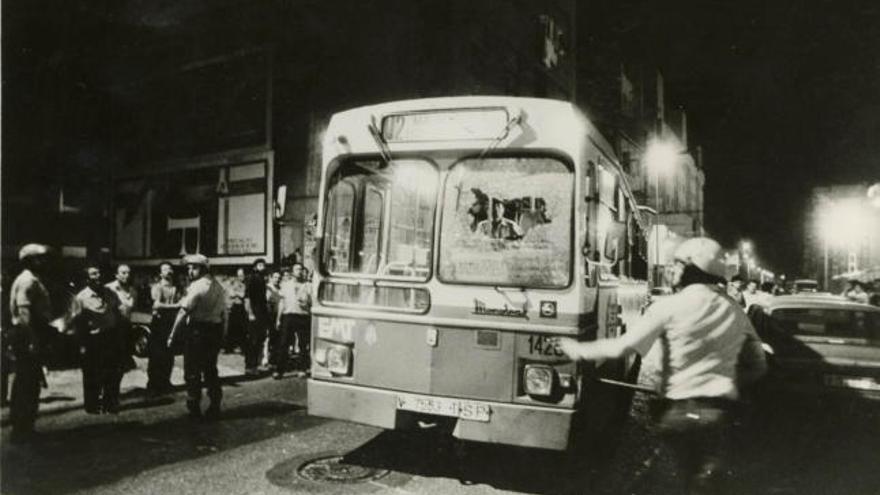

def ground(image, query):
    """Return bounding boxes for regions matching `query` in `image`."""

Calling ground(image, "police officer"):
[168,254,226,420]
[558,237,768,495]
[8,244,53,442]
[73,264,126,414]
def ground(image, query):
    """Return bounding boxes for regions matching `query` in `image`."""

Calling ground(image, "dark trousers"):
[183,322,222,410]
[2,339,11,405]
[10,350,42,435]
[82,331,124,412]
[147,310,176,394]
[275,314,310,373]
[224,304,246,352]
[244,316,268,370]
[266,317,279,367]
[651,397,736,495]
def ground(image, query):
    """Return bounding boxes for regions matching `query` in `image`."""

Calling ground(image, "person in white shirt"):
[273,263,312,379]
[168,254,227,421]
[558,237,767,494]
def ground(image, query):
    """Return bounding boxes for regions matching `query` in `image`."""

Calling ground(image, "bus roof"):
[322,96,615,165]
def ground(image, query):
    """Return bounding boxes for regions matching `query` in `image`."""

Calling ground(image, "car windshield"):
[770,308,880,340]
[438,156,572,287]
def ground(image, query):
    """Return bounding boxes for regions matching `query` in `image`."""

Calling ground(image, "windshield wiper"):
[478,109,524,159]
[368,115,392,167]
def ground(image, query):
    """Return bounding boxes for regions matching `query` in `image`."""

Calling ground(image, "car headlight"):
[326,344,352,376]
[524,364,555,397]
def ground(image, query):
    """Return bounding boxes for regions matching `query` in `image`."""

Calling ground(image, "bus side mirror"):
[274,185,288,219]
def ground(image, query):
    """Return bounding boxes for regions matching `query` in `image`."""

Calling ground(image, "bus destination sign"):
[381,108,509,142]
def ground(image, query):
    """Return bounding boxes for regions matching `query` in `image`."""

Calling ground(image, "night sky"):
[624,0,880,275]
[4,1,879,276]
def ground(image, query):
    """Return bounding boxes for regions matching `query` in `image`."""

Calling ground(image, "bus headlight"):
[523,364,555,397]
[326,344,352,376]
[313,346,328,366]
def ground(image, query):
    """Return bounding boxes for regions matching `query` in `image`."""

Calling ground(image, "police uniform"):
[73,284,125,413]
[8,244,52,440]
[175,255,226,418]
[559,237,767,494]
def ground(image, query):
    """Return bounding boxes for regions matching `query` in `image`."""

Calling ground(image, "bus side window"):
[360,185,383,274]
[630,218,648,280]
[598,166,618,268]
[326,181,355,273]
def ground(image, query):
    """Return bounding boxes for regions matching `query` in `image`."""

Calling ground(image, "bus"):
[307,97,650,451]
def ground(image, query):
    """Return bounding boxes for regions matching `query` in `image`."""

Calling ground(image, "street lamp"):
[817,199,870,289]
[644,138,679,285]
[738,240,754,279]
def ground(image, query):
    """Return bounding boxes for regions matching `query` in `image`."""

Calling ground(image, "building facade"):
[5,1,704,282]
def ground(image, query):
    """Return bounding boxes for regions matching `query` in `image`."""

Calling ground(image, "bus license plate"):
[396,394,491,422]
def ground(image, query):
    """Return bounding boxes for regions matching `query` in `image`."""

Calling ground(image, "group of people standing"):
[4,244,312,443]
[727,274,880,309]
[841,278,880,306]
[726,275,776,311]
[5,248,141,441]
[224,259,312,379]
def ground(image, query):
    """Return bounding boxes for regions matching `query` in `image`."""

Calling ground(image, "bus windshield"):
[324,158,437,281]
[439,156,573,288]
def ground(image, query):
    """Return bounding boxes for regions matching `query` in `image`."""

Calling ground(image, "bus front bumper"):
[308,379,574,450]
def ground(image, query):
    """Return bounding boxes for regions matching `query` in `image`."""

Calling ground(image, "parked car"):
[749,295,880,397]
[130,311,153,358]
[792,279,819,293]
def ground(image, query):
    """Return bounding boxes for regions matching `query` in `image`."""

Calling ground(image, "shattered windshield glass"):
[439,156,573,287]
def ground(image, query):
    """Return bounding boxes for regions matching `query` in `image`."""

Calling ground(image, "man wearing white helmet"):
[8,244,53,442]
[559,237,767,494]
[168,254,227,421]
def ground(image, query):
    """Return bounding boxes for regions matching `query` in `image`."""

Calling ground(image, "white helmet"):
[18,243,49,261]
[673,237,727,280]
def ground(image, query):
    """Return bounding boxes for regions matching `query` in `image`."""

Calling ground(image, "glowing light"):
[644,139,680,177]
[818,199,868,247]
[868,183,880,209]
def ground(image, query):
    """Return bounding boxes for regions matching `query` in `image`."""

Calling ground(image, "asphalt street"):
[2,354,880,495]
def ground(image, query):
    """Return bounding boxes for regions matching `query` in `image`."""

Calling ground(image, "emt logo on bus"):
[317,317,356,343]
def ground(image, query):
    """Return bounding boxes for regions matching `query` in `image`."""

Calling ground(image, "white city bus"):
[308,96,649,450]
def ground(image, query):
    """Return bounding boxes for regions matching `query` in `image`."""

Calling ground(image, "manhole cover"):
[297,455,390,484]
[267,450,411,493]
